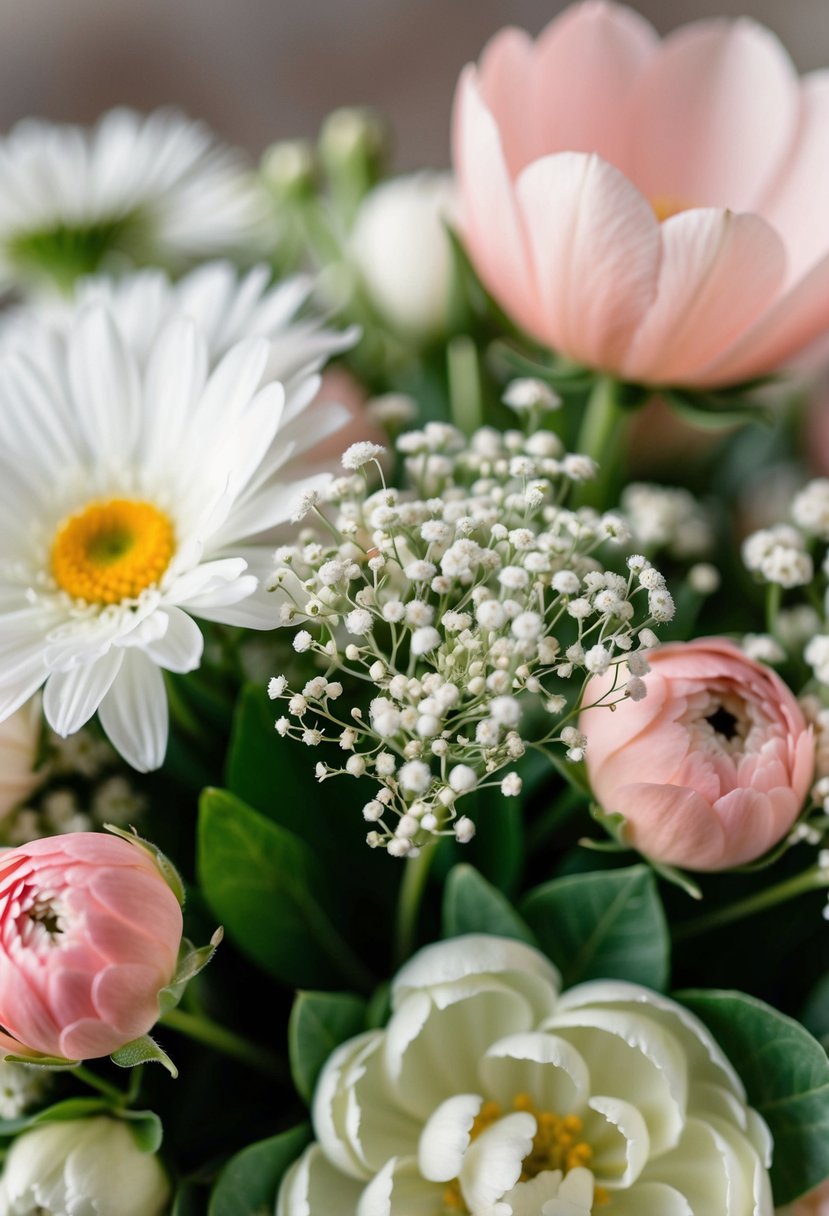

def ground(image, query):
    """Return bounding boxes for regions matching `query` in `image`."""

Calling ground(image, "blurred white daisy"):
[0,108,267,291]
[0,279,357,771]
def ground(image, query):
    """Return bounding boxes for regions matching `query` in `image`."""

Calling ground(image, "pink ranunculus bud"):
[580,638,814,870]
[453,3,829,388]
[0,832,183,1062]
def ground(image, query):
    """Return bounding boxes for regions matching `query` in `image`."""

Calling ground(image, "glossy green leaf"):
[443,864,536,945]
[680,989,829,1205]
[289,992,367,1104]
[521,864,669,990]
[208,1123,311,1216]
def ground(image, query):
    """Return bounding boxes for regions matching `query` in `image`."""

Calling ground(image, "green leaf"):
[521,865,670,990]
[289,992,367,1104]
[159,930,224,1013]
[208,1123,311,1216]
[103,824,185,905]
[680,990,829,1205]
[443,865,536,945]
[198,788,373,990]
[118,1108,164,1153]
[110,1035,178,1078]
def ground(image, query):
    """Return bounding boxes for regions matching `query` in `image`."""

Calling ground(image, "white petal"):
[357,1157,444,1216]
[343,1035,422,1173]
[480,1031,591,1114]
[392,935,560,1015]
[312,1031,379,1181]
[542,1007,687,1156]
[277,1144,363,1216]
[585,1094,650,1187]
[601,1181,693,1215]
[418,1094,483,1182]
[42,648,123,736]
[97,649,168,772]
[459,1112,535,1211]
[164,557,248,605]
[67,304,141,464]
[141,608,203,673]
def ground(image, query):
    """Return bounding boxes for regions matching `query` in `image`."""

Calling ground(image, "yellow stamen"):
[651,195,692,222]
[51,498,175,605]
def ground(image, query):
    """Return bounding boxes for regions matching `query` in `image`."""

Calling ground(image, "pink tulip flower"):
[0,833,183,1062]
[454,2,829,388]
[580,638,814,870]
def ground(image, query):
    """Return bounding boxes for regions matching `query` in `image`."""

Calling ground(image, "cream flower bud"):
[350,172,456,339]
[0,1117,169,1215]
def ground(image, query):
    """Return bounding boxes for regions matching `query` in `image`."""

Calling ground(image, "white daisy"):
[0,279,356,771]
[0,108,267,291]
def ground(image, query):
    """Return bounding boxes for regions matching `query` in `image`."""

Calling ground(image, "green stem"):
[448,336,483,436]
[574,376,624,510]
[394,838,439,966]
[160,1007,287,1080]
[673,866,829,942]
[71,1064,129,1105]
[765,582,782,637]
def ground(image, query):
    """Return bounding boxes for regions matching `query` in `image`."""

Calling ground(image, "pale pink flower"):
[0,832,183,1061]
[580,638,814,870]
[779,1181,829,1216]
[454,1,829,387]
[0,696,43,821]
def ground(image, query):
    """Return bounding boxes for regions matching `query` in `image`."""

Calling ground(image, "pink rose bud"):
[580,638,814,871]
[0,832,183,1062]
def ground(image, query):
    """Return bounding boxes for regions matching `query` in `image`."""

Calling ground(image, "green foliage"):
[197,788,373,990]
[289,992,367,1104]
[681,990,829,1205]
[110,1035,178,1078]
[443,864,536,944]
[208,1124,311,1216]
[521,865,670,990]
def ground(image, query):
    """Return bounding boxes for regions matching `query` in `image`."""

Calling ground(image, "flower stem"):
[71,1064,129,1105]
[574,376,624,509]
[394,838,439,966]
[672,866,829,942]
[159,1007,287,1080]
[448,335,483,436]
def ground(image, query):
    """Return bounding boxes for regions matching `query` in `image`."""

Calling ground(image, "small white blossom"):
[293,630,313,653]
[342,441,387,470]
[345,608,374,636]
[501,773,523,796]
[399,760,432,794]
[268,676,288,699]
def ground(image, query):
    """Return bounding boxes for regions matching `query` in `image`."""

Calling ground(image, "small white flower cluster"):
[0,1060,50,1119]
[267,422,673,855]
[5,776,147,846]
[742,523,814,589]
[621,482,713,558]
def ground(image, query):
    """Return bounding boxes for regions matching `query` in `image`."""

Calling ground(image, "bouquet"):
[0,4,828,1213]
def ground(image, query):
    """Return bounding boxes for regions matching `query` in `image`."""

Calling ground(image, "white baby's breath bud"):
[511,611,543,641]
[388,837,412,857]
[566,597,592,620]
[399,760,432,793]
[342,441,387,470]
[454,815,476,843]
[490,696,522,727]
[292,630,313,653]
[741,525,804,572]
[792,479,829,539]
[502,378,561,413]
[347,756,367,777]
[501,773,523,796]
[411,626,441,656]
[405,600,435,627]
[625,676,648,701]
[467,677,486,696]
[545,695,567,714]
[315,763,328,781]
[345,608,374,636]
[584,644,612,675]
[638,567,666,591]
[741,634,786,664]
[626,652,650,677]
[288,695,308,716]
[648,588,675,621]
[268,676,288,699]
[302,728,323,746]
[362,799,383,821]
[275,717,290,736]
[498,566,529,591]
[303,676,328,700]
[375,752,397,776]
[562,454,597,481]
[759,546,813,589]
[638,628,659,648]
[369,661,386,681]
[290,489,321,522]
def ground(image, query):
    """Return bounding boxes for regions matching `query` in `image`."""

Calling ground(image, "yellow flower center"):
[441,1094,608,1212]
[650,195,692,223]
[51,498,175,605]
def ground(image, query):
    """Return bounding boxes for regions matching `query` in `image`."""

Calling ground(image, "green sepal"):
[581,802,630,851]
[110,1035,178,1078]
[158,929,224,1014]
[2,1050,79,1070]
[663,385,776,430]
[648,859,703,901]
[103,824,185,905]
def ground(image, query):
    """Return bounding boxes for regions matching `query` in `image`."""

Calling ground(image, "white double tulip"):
[278,935,774,1215]
[0,1117,169,1215]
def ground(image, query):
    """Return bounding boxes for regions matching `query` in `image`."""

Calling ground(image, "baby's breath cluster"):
[267,420,674,855]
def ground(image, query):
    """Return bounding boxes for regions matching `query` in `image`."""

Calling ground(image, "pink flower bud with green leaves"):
[580,638,814,870]
[0,831,184,1063]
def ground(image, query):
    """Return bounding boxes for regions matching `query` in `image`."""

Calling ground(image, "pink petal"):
[623,208,785,385]
[59,1017,124,1061]
[0,955,61,1056]
[88,868,182,967]
[47,968,96,1028]
[514,152,660,368]
[452,70,538,339]
[476,27,540,176]
[92,963,164,1040]
[693,250,829,384]
[627,17,800,212]
[83,901,177,971]
[617,783,728,870]
[760,71,829,285]
[533,0,658,171]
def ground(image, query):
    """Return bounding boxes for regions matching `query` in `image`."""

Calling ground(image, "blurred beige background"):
[0,0,826,167]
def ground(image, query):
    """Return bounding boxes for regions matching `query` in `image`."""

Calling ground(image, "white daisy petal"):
[42,649,123,737]
[141,608,203,674]
[67,305,141,465]
[98,650,168,773]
